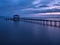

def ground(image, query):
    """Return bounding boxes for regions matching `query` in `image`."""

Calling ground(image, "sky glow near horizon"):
[0,0,60,17]
[34,12,60,16]
[26,12,60,17]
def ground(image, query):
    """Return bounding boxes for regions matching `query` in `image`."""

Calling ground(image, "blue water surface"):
[0,19,60,45]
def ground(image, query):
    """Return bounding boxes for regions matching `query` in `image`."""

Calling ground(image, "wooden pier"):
[5,16,60,27]
[21,18,60,27]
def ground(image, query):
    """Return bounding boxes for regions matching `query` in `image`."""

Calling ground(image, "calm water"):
[0,19,60,45]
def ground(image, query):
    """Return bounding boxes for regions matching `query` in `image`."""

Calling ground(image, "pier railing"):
[21,18,60,27]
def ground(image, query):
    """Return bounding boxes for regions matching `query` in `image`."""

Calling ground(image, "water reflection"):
[21,20,60,44]
[21,20,60,28]
[13,21,20,27]
[0,19,60,45]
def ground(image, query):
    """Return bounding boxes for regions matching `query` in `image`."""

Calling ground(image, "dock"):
[20,18,60,27]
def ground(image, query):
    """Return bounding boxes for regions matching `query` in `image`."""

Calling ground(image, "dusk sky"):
[0,0,60,17]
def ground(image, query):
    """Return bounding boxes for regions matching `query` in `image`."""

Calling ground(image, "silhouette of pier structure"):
[13,15,20,21]
[5,15,20,21]
[21,18,60,27]
[5,15,60,27]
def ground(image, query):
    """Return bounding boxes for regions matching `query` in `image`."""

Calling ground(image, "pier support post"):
[59,21,60,27]
[50,20,52,26]
[46,20,49,25]
[43,20,45,25]
[54,21,57,27]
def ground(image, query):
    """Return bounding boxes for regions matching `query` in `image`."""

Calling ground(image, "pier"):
[5,15,60,27]
[21,18,60,27]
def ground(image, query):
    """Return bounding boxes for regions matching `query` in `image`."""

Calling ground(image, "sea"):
[0,18,60,45]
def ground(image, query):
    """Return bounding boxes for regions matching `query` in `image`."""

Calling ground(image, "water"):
[0,19,60,45]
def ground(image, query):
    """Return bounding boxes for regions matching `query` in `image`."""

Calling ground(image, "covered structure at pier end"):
[13,15,20,21]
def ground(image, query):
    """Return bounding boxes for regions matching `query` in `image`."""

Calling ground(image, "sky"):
[0,0,60,17]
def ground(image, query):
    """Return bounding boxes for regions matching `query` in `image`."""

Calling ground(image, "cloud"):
[0,0,60,17]
[32,0,41,5]
[0,0,33,7]
[32,0,53,7]
[22,6,60,11]
[21,0,60,14]
[47,0,60,6]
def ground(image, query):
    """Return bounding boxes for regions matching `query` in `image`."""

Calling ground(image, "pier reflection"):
[0,19,60,45]
[4,16,60,28]
[21,20,60,28]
